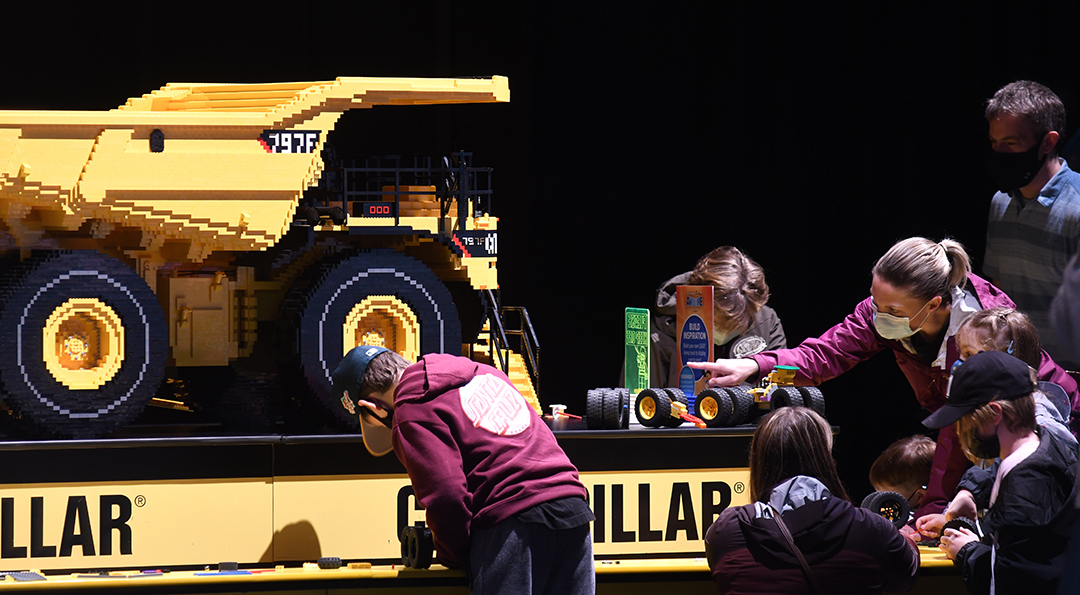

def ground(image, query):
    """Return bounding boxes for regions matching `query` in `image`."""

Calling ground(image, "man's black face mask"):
[987,137,1048,192]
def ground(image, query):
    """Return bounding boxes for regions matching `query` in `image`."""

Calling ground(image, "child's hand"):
[939,527,978,560]
[898,523,921,542]
[915,513,946,539]
[945,490,977,521]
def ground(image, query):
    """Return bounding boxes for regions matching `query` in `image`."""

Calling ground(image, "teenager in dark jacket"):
[333,346,595,594]
[705,407,919,594]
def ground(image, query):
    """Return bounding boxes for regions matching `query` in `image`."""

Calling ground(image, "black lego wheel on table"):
[400,522,434,569]
[0,251,168,438]
[860,491,911,530]
[601,389,623,429]
[770,386,805,410]
[798,386,826,417]
[281,249,461,430]
[942,516,980,536]
[635,388,671,428]
[616,388,631,428]
[586,389,607,429]
[317,556,342,569]
[662,388,688,427]
[727,385,754,425]
[695,388,734,428]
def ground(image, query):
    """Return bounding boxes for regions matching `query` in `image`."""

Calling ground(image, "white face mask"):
[872,298,933,340]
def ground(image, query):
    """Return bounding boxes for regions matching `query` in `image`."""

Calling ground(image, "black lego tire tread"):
[727,385,754,425]
[798,386,827,417]
[0,251,168,438]
[695,389,733,428]
[635,388,670,428]
[601,389,622,429]
[616,388,631,429]
[586,389,606,430]
[770,386,805,411]
[942,516,980,536]
[280,249,462,431]
[317,556,342,569]
[860,491,911,530]
[662,388,688,427]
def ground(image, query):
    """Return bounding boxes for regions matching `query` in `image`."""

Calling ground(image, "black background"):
[4,1,1079,499]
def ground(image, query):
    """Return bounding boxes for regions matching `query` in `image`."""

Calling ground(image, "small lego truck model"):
[693,365,825,427]
[0,76,537,438]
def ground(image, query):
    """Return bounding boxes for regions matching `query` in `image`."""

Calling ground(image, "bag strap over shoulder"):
[768,504,825,595]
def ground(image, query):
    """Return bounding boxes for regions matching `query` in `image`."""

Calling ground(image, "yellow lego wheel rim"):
[639,396,656,420]
[42,299,125,390]
[699,395,718,420]
[343,296,420,362]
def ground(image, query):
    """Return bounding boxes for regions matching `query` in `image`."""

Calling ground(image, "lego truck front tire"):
[0,251,168,438]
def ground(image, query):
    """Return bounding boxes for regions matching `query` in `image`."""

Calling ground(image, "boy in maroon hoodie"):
[333,346,595,594]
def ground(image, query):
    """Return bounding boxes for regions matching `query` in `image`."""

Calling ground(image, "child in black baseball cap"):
[916,350,1078,593]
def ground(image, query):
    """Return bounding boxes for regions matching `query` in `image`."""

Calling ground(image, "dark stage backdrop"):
[3,1,1078,499]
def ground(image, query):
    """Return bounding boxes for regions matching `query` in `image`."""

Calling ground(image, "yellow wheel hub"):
[639,396,656,420]
[343,296,420,362]
[43,298,125,390]
[700,396,718,420]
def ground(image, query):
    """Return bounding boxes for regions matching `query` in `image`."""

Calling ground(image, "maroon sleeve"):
[916,423,973,519]
[750,298,888,386]
[394,417,472,568]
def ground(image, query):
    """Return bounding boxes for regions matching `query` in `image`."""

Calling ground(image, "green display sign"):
[624,307,650,395]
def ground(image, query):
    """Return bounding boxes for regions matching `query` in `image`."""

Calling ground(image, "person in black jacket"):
[705,407,919,594]
[917,350,1079,594]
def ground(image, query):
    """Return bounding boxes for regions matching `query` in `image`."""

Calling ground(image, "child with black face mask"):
[915,351,1078,594]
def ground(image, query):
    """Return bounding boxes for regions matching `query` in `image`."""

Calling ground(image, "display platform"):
[0,550,960,594]
[0,420,963,593]
[0,423,755,573]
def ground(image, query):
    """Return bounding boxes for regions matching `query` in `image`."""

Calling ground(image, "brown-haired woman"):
[705,407,919,594]
[648,246,787,388]
[691,237,1078,520]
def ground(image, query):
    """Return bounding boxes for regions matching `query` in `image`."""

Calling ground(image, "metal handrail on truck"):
[481,290,541,397]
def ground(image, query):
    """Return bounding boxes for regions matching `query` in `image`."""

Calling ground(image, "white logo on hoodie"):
[459,374,531,436]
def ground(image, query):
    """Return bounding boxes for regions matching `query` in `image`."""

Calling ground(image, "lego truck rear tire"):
[0,251,167,438]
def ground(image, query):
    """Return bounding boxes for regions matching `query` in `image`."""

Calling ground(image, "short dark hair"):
[869,435,935,489]
[986,80,1066,153]
[360,350,411,399]
[688,246,770,334]
[749,407,849,503]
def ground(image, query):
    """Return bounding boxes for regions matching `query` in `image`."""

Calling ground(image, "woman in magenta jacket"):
[691,236,1078,519]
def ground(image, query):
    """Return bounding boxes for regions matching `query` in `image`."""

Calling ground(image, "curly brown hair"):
[688,246,770,335]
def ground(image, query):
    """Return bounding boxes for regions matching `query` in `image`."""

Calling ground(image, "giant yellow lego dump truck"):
[0,76,536,438]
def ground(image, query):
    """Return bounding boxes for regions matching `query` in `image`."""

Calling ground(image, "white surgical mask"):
[872,298,933,340]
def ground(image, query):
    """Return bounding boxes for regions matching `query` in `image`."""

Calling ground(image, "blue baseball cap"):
[332,345,392,456]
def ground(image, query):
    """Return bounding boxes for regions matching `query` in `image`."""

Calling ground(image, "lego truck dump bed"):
[0,76,509,262]
[0,76,532,439]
